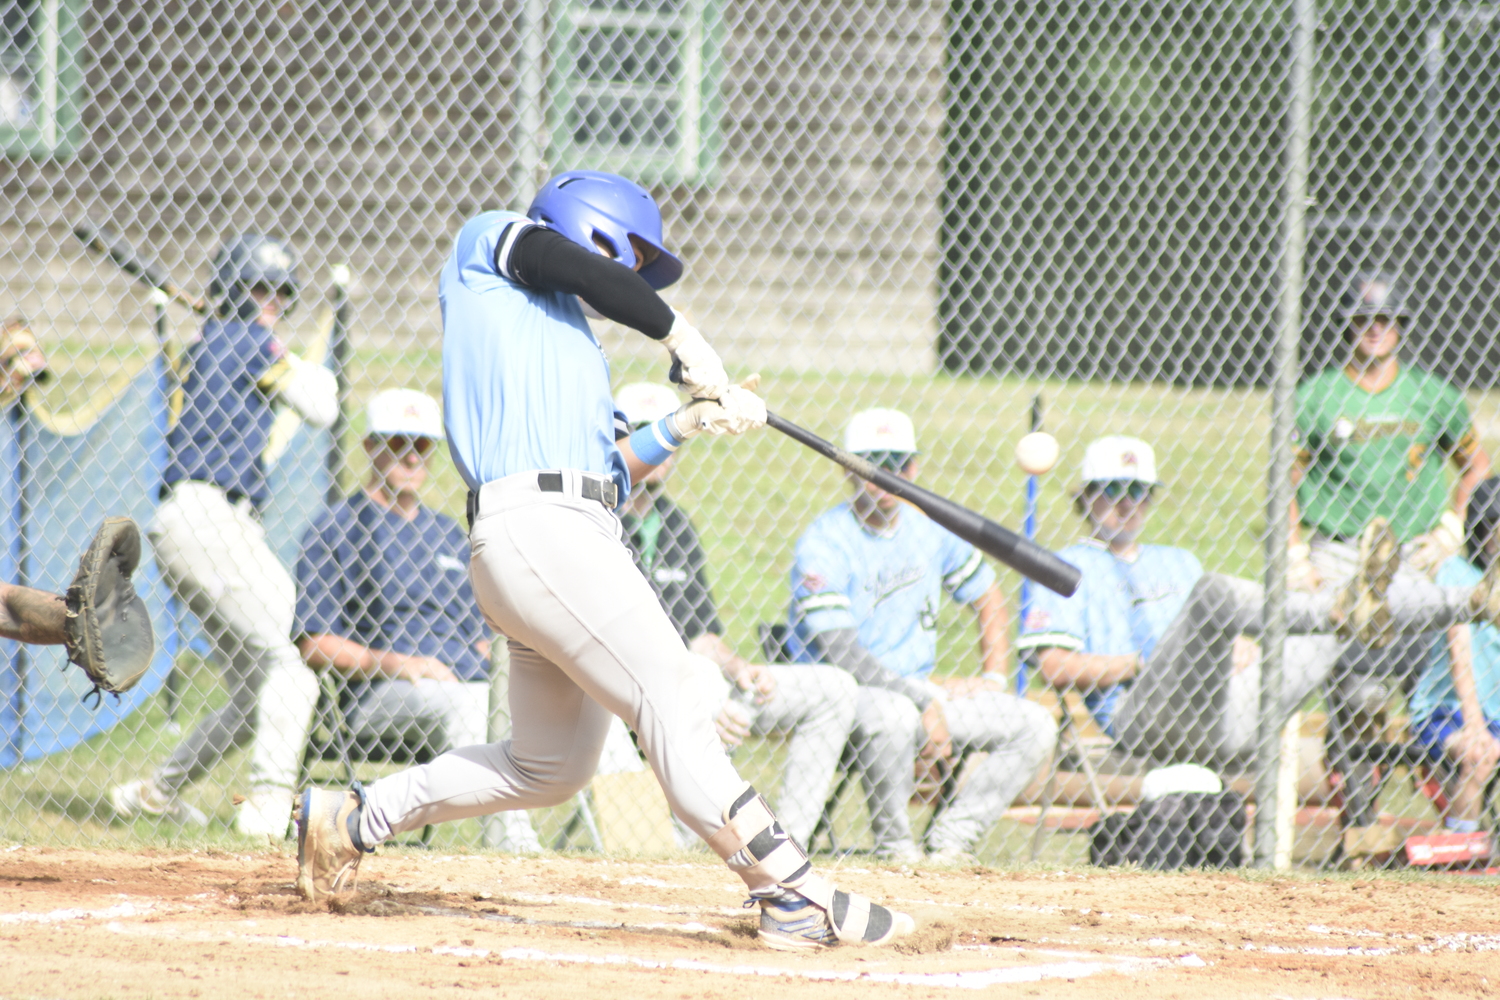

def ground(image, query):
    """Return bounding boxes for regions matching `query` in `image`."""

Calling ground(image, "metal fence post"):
[1255,0,1317,869]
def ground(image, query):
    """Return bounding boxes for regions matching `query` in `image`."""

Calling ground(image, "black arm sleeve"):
[502,224,676,340]
[818,627,935,709]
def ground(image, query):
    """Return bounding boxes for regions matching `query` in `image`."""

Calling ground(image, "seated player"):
[1410,477,1500,835]
[788,408,1057,862]
[1018,435,1500,766]
[1,315,49,409]
[236,389,540,852]
[615,382,858,850]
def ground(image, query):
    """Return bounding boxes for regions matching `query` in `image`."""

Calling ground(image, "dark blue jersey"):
[294,490,490,680]
[163,316,283,505]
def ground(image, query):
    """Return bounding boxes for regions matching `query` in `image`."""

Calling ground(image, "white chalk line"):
[97,920,1186,989]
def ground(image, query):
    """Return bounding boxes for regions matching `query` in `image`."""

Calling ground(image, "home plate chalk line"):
[92,918,1198,989]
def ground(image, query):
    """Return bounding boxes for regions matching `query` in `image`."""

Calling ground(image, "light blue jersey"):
[1017,538,1202,733]
[440,210,629,497]
[1410,555,1500,724]
[789,503,995,678]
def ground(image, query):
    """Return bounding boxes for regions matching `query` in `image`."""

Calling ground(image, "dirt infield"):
[0,847,1495,999]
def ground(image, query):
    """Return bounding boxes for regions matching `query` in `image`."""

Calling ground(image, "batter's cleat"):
[752,887,915,952]
[1469,542,1500,628]
[294,786,370,902]
[235,788,294,842]
[1331,518,1400,648]
[109,779,207,827]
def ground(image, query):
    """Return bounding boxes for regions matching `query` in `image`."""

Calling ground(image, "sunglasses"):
[1090,480,1153,502]
[376,434,437,456]
[862,451,915,473]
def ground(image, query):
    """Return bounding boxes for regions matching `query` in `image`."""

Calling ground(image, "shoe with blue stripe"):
[753,887,913,951]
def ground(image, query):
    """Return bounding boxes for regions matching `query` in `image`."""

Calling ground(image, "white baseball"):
[1015,431,1059,476]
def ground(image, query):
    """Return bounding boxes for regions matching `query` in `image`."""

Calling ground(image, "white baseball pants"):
[851,686,1056,855]
[148,482,317,795]
[358,472,766,884]
[680,656,858,847]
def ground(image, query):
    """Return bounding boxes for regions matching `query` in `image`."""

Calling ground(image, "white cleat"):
[109,779,208,827]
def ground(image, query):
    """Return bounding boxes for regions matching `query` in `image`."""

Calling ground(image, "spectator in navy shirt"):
[241,388,541,850]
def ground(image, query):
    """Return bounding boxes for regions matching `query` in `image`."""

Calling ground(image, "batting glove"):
[671,376,766,437]
[1407,510,1464,578]
[660,312,730,400]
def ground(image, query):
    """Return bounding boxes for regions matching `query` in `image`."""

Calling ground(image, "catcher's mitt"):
[64,517,154,701]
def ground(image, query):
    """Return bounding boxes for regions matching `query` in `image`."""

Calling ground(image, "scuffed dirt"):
[0,846,1495,998]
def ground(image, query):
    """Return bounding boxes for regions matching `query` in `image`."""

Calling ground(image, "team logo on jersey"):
[870,565,924,606]
[1023,608,1052,631]
[800,573,827,593]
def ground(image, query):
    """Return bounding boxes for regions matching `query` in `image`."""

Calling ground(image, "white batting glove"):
[670,376,766,437]
[1407,510,1464,577]
[660,312,730,400]
[714,696,754,747]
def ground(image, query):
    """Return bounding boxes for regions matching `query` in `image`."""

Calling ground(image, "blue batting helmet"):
[209,233,300,318]
[526,171,683,289]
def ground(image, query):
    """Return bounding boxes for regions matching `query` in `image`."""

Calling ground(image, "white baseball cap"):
[615,381,681,427]
[365,388,442,439]
[844,408,917,455]
[1140,763,1223,801]
[1079,436,1161,485]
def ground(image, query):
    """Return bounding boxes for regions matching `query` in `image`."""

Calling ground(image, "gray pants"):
[748,665,859,847]
[1114,568,1472,763]
[672,660,857,849]
[852,686,1057,855]
[358,472,774,889]
[148,482,316,794]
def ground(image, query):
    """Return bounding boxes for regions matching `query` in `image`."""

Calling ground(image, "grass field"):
[9,328,1498,860]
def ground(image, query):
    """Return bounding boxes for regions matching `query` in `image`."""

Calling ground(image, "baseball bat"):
[766,412,1081,597]
[73,219,208,314]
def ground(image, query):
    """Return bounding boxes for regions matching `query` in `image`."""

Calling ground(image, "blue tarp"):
[1,355,330,768]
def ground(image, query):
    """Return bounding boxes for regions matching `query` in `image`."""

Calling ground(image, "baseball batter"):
[295,171,914,951]
[788,408,1057,861]
[112,234,337,828]
[615,381,858,850]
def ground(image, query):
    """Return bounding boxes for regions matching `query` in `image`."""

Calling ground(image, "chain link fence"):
[2,0,1499,872]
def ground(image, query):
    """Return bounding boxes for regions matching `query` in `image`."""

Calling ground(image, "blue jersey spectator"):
[1410,477,1500,835]
[789,408,1055,862]
[1016,435,1470,772]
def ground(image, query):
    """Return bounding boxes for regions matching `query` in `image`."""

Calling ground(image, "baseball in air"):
[1015,431,1060,476]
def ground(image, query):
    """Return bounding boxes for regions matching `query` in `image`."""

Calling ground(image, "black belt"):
[538,471,619,508]
[466,473,619,531]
